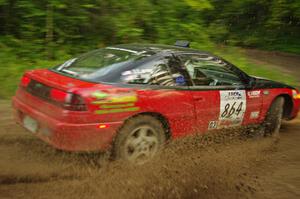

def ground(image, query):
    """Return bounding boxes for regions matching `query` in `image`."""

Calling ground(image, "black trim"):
[188,85,246,91]
[49,69,294,91]
[252,77,295,90]
[76,80,246,91]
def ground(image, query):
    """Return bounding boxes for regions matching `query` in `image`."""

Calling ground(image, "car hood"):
[252,76,294,89]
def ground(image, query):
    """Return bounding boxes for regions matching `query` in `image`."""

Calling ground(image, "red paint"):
[20,75,31,87]
[190,90,219,132]
[12,69,300,151]
[50,88,68,102]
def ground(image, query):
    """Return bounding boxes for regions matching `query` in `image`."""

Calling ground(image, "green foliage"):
[0,42,68,98]
[1,0,299,55]
[204,0,300,53]
[0,0,299,98]
[184,0,213,10]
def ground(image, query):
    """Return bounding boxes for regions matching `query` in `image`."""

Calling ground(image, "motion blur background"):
[1,2,300,198]
[0,0,299,97]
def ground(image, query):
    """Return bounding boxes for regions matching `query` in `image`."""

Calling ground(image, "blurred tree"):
[45,2,54,59]
[204,0,300,52]
[0,0,299,60]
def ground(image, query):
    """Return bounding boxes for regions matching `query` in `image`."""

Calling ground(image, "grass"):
[0,54,66,99]
[211,46,297,87]
[0,60,67,99]
[0,45,298,99]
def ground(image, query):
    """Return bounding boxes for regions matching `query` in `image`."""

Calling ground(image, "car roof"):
[110,43,207,55]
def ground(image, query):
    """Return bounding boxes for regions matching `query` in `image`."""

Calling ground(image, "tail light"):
[50,88,68,102]
[20,76,31,87]
[50,88,87,111]
[20,76,87,111]
[64,93,87,111]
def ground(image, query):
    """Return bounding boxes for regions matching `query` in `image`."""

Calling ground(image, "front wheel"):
[263,97,285,137]
[113,115,166,164]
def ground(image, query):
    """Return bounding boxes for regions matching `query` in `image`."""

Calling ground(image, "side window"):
[179,54,244,86]
[120,56,190,86]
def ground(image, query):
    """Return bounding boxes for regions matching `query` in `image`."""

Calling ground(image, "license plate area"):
[23,116,38,133]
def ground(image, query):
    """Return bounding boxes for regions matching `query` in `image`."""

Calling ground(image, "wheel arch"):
[272,94,293,119]
[122,112,172,140]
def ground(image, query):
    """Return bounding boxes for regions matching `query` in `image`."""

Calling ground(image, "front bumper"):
[289,98,300,120]
[12,96,123,152]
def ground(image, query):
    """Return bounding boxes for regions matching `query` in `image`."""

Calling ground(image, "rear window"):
[53,47,153,83]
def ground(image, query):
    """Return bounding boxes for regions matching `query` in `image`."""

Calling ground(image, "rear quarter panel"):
[77,86,148,124]
[79,86,196,138]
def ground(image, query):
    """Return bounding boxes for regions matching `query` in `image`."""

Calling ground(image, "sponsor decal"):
[95,107,139,114]
[91,90,140,114]
[93,95,138,104]
[100,103,135,109]
[208,121,218,129]
[92,91,108,99]
[223,91,244,100]
[247,90,261,98]
[250,111,260,119]
[219,90,246,127]
[218,119,241,126]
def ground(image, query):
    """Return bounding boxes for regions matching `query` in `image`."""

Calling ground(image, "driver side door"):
[178,53,261,132]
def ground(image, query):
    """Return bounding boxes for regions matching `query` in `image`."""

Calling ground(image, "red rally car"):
[12,42,300,163]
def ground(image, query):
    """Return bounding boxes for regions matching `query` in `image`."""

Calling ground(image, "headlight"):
[292,90,300,99]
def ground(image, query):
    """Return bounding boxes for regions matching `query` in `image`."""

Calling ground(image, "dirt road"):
[0,50,300,199]
[0,106,299,199]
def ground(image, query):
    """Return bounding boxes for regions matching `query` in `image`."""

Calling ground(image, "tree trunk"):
[45,2,54,60]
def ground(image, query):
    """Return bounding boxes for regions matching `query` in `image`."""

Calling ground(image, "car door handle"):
[193,96,204,101]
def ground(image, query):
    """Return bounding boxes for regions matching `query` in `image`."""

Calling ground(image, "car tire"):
[113,115,166,164]
[263,97,285,137]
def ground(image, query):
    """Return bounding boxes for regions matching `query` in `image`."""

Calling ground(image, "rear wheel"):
[263,97,285,137]
[113,115,166,164]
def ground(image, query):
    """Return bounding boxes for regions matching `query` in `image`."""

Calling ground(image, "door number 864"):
[221,102,243,118]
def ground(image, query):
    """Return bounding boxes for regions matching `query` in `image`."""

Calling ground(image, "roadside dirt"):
[0,50,300,199]
[0,104,299,199]
[244,48,300,88]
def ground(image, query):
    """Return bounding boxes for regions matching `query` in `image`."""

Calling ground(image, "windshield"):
[53,47,153,82]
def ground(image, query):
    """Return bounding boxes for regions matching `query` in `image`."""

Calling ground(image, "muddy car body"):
[12,43,300,162]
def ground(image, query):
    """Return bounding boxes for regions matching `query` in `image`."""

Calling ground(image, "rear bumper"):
[12,96,123,152]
